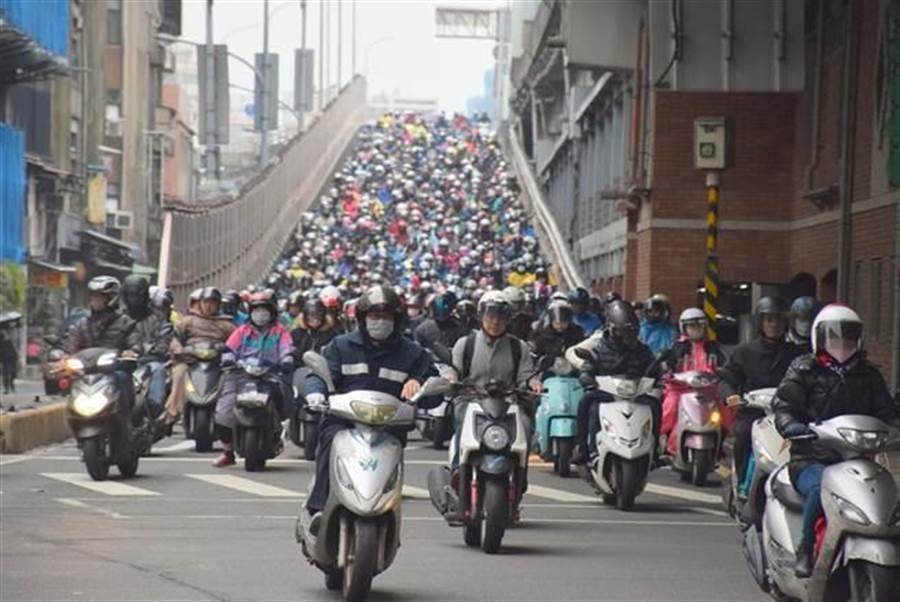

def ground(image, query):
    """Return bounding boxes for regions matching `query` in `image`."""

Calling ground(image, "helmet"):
[221,290,240,316]
[455,299,476,322]
[605,301,640,347]
[604,291,622,305]
[567,287,590,307]
[547,300,573,327]
[812,304,863,365]
[288,290,305,308]
[550,291,568,303]
[302,298,327,328]
[477,290,511,320]
[754,296,789,336]
[200,286,222,305]
[502,286,526,313]
[189,288,203,306]
[790,296,821,340]
[357,286,403,341]
[432,291,458,322]
[247,290,277,327]
[320,285,342,310]
[678,307,708,336]
[644,293,671,322]
[87,276,121,309]
[122,275,150,312]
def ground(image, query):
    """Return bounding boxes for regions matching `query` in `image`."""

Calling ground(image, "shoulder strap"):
[462,332,477,380]
[511,337,522,379]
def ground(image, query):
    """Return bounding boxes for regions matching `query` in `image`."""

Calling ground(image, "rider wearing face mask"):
[773,305,899,577]
[300,286,441,534]
[786,296,821,353]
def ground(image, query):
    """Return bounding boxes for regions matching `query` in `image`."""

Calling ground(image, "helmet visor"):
[817,320,863,364]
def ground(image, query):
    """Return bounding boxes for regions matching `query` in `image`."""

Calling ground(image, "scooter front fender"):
[478,453,511,475]
[840,535,900,567]
[683,432,717,450]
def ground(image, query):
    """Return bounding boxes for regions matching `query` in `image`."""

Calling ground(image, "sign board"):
[694,117,727,170]
[254,52,279,131]
[197,44,230,144]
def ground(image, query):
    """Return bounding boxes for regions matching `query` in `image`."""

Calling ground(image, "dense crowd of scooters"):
[45,112,899,602]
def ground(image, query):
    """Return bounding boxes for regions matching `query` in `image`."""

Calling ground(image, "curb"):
[0,402,69,454]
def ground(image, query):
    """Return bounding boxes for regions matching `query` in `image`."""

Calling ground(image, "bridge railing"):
[159,77,367,302]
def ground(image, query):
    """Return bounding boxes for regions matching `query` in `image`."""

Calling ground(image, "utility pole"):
[337,0,342,91]
[260,0,270,167]
[703,172,721,341]
[352,0,356,76]
[318,0,324,109]
[324,0,330,103]
[204,0,217,178]
[300,0,307,128]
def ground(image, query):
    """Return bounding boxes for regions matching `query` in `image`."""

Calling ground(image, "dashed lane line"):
[0,455,32,466]
[55,497,128,519]
[41,473,161,496]
[152,440,198,453]
[525,484,598,503]
[644,482,722,505]
[186,474,303,498]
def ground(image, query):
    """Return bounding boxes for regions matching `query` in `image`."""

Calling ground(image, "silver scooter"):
[746,415,900,601]
[296,351,451,602]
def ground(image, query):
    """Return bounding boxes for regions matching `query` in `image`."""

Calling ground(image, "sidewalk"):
[0,379,61,412]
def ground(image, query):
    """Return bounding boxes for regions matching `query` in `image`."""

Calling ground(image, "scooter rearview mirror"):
[302,351,335,393]
[415,376,451,401]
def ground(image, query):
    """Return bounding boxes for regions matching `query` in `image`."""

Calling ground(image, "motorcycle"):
[664,370,723,486]
[414,343,456,449]
[723,388,787,526]
[231,357,286,471]
[428,379,536,554]
[744,415,900,601]
[289,366,321,461]
[534,355,581,477]
[296,352,448,602]
[180,341,225,452]
[60,348,152,480]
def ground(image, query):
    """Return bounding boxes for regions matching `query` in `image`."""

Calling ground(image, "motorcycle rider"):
[503,286,534,342]
[121,275,173,421]
[658,308,731,451]
[719,296,803,487]
[220,290,241,322]
[455,298,478,332]
[566,300,657,464]
[415,290,466,352]
[786,296,821,353]
[529,300,584,362]
[162,287,236,430]
[568,288,602,336]
[639,293,679,356]
[290,297,339,358]
[214,290,294,466]
[300,285,440,534]
[772,304,899,577]
[63,276,141,420]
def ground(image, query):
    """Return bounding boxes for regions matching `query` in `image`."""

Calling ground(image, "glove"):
[306,392,328,410]
[783,422,816,440]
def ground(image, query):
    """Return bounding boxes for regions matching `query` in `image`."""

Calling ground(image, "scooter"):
[664,370,723,486]
[723,388,787,526]
[744,415,900,601]
[534,355,581,477]
[414,343,456,449]
[60,348,152,481]
[231,357,285,472]
[180,341,225,452]
[288,366,321,460]
[428,379,536,554]
[297,352,448,602]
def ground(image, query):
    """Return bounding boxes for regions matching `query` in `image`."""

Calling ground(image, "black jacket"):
[128,309,173,361]
[530,324,585,360]
[64,309,141,355]
[291,324,339,361]
[507,312,534,342]
[718,338,803,411]
[583,333,657,379]
[773,354,899,480]
[414,317,467,351]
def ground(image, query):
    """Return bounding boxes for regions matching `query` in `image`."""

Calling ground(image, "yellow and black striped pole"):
[704,172,721,340]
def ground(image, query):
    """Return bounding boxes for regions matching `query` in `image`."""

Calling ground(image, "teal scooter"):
[534,356,582,477]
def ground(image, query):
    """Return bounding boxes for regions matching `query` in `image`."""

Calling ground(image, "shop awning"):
[93,259,135,273]
[28,258,76,273]
[132,264,157,276]
[80,229,138,254]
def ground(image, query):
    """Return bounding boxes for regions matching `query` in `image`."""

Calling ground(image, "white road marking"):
[525,484,598,503]
[55,497,128,519]
[186,474,303,498]
[118,515,731,527]
[644,483,722,505]
[688,506,730,517]
[0,455,32,466]
[401,485,430,499]
[42,473,161,496]
[153,440,197,453]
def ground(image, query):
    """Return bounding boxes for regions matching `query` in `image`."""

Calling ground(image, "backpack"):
[461,332,522,381]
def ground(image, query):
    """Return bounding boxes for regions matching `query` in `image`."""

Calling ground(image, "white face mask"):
[250,308,272,327]
[366,317,394,341]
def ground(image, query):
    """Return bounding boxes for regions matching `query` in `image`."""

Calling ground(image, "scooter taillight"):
[469,475,479,518]
[58,378,70,391]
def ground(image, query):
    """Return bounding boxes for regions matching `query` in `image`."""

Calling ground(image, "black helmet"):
[605,300,640,347]
[455,299,476,321]
[567,287,590,307]
[87,275,121,310]
[122,275,150,313]
[200,286,222,305]
[644,293,671,322]
[221,290,240,317]
[152,287,174,311]
[432,291,458,322]
[357,285,403,341]
[789,296,821,340]
[302,297,327,326]
[754,295,789,338]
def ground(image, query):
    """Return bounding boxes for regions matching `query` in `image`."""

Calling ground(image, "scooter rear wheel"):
[343,519,378,602]
[117,452,140,478]
[849,560,900,602]
[554,438,573,478]
[193,408,214,452]
[82,437,109,481]
[691,449,714,487]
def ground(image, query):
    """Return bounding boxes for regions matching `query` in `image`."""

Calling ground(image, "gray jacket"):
[451,330,533,390]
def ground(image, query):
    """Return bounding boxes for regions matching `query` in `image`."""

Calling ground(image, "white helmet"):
[502,286,526,312]
[812,304,863,365]
[478,290,511,318]
[678,307,707,335]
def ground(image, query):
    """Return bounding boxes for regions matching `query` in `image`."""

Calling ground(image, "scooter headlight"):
[837,428,889,452]
[709,410,722,426]
[601,417,615,437]
[72,392,112,417]
[830,492,871,526]
[483,425,510,451]
[336,457,355,491]
[350,401,397,425]
[641,419,652,439]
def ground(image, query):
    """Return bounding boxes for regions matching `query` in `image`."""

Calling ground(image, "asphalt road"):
[1,431,765,602]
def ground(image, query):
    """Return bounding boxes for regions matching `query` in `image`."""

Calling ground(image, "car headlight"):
[483,425,510,450]
[350,401,397,425]
[837,428,889,452]
[72,392,111,417]
[830,492,870,526]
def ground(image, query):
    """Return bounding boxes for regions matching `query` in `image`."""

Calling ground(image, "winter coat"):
[659,337,726,374]
[530,324,585,360]
[174,310,236,347]
[64,309,141,355]
[639,319,679,356]
[569,331,657,379]
[718,338,803,414]
[128,310,174,361]
[225,322,293,367]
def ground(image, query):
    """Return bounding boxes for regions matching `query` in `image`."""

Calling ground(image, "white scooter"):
[747,415,900,601]
[296,351,451,601]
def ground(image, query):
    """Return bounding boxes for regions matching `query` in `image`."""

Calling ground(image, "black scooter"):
[180,341,226,452]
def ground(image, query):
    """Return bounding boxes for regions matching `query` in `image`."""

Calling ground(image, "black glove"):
[279,361,295,376]
[783,422,816,440]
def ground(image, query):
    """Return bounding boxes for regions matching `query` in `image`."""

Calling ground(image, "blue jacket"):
[639,319,678,356]
[573,311,602,336]
[306,330,442,410]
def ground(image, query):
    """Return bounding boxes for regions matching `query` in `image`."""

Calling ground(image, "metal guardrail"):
[504,125,586,291]
[159,77,367,302]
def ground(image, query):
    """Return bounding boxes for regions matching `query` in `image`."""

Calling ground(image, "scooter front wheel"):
[243,428,267,472]
[343,519,378,602]
[82,436,109,481]
[481,478,507,554]
[848,560,900,602]
[302,420,319,461]
[614,458,639,511]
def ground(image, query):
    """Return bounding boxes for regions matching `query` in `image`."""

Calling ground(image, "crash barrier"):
[162,77,368,301]
[0,402,67,454]
[503,126,586,292]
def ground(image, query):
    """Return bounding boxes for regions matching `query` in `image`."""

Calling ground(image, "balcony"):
[0,0,69,83]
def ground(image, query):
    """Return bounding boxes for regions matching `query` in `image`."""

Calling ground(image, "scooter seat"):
[771,466,805,513]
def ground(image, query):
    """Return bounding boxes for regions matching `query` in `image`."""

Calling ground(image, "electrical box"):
[694,117,727,170]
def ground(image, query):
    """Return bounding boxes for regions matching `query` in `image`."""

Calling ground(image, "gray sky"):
[182,0,501,112]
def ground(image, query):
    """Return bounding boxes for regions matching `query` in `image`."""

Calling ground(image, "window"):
[107,1,122,45]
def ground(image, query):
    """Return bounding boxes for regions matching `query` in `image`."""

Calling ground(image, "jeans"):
[795,463,825,546]
[113,370,135,421]
[146,362,168,417]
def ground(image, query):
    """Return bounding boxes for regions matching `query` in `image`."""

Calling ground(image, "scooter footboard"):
[840,536,900,567]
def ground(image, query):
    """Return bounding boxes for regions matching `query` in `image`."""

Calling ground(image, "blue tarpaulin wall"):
[0,0,69,57]
[0,123,26,263]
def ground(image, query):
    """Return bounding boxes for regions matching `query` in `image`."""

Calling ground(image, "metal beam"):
[435,7,497,39]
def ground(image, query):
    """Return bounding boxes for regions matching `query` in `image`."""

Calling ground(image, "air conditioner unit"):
[106,210,133,230]
[105,119,123,138]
